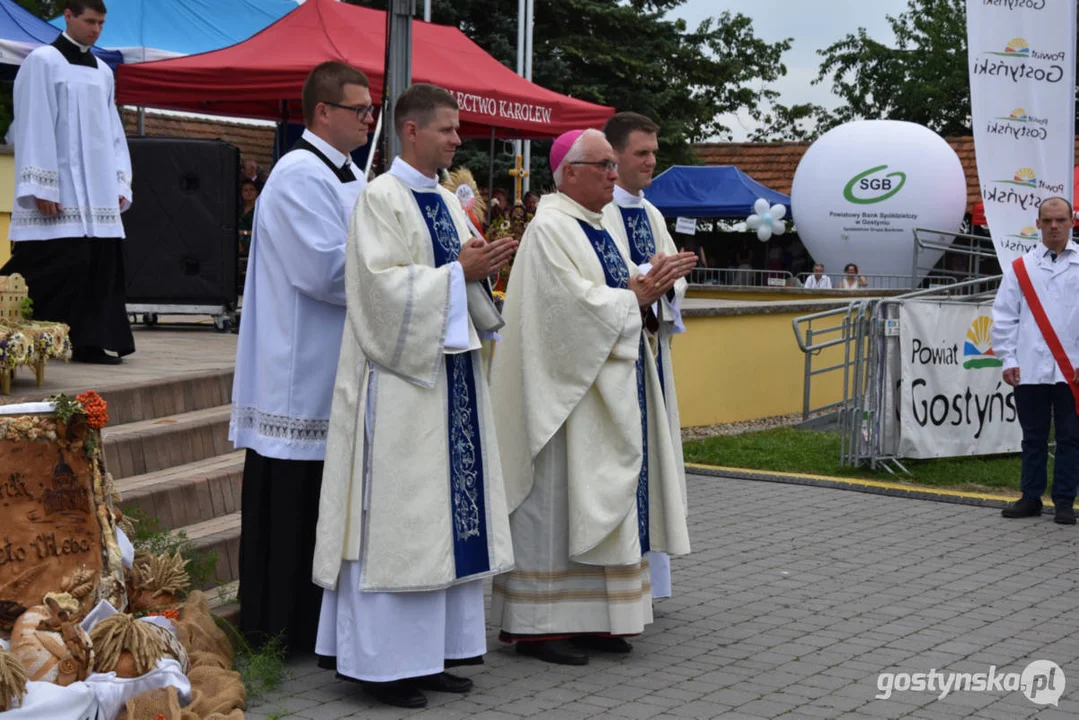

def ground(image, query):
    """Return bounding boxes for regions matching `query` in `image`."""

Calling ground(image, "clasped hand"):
[628,251,697,307]
[457,237,519,282]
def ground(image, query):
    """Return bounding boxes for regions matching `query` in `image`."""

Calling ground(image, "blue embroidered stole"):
[575,218,650,554]
[619,204,666,400]
[410,189,491,579]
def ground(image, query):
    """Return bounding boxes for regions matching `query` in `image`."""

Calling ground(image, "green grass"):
[683,427,1037,494]
[214,618,289,701]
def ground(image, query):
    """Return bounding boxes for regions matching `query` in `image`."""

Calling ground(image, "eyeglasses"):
[323,101,376,120]
[570,160,618,173]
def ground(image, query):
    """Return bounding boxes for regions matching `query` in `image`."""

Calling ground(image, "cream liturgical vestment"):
[603,185,689,599]
[490,192,690,638]
[313,158,513,681]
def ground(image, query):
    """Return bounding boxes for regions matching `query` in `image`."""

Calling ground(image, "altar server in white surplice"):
[229,62,374,657]
[1,0,134,364]
[490,128,696,667]
[313,84,516,710]
[601,112,689,601]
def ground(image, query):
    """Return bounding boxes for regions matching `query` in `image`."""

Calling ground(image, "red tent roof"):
[116,0,614,138]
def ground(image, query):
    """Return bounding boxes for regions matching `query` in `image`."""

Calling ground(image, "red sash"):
[1012,255,1079,414]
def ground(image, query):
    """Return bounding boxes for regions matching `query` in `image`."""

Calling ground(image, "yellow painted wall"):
[672,310,848,427]
[0,151,12,267]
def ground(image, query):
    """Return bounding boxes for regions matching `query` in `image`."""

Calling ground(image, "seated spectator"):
[240,157,268,190]
[238,179,258,255]
[804,263,833,289]
[839,262,869,289]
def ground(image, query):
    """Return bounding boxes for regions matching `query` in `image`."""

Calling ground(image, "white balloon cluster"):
[745,198,787,242]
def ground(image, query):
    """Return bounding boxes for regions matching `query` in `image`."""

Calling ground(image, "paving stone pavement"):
[246,473,1079,720]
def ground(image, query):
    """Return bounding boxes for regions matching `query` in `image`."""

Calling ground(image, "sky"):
[669,0,911,140]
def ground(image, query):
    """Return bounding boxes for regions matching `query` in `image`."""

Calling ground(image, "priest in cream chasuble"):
[490,129,693,666]
[313,84,515,708]
[602,112,692,601]
[2,2,134,363]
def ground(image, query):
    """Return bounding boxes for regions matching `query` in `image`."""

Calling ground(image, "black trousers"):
[1,237,134,355]
[1015,382,1079,505]
[239,450,325,655]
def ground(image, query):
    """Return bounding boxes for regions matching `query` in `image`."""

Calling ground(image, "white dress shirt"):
[991,241,1079,386]
[804,274,833,289]
[229,130,364,461]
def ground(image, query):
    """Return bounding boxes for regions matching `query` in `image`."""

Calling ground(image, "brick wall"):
[121,109,276,172]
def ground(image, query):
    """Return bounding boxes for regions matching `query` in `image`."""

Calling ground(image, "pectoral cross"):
[509,153,529,206]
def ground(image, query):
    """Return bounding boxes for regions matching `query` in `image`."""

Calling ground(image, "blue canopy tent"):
[50,0,300,63]
[646,165,791,219]
[0,0,121,80]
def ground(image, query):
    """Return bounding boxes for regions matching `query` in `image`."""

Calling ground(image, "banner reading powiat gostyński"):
[966,0,1076,266]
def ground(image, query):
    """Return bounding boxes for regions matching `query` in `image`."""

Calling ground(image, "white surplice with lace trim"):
[10,34,131,241]
[229,130,364,461]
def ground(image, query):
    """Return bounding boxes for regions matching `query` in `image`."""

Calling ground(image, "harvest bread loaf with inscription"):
[0,398,126,634]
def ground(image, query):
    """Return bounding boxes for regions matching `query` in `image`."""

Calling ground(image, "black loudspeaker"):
[122,137,239,306]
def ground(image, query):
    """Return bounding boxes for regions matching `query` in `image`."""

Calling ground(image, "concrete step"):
[96,370,233,427]
[102,405,232,480]
[116,450,245,531]
[184,511,241,589]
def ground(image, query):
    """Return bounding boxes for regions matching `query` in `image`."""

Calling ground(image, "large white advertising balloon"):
[791,120,967,281]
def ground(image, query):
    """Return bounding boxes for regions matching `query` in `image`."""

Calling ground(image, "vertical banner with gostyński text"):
[967,0,1076,266]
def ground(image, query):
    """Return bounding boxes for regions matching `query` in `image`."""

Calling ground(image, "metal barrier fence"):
[689,267,795,287]
[691,228,992,291]
[792,274,1003,471]
[796,273,957,290]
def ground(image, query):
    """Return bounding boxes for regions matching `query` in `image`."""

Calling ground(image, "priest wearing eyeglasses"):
[489,128,695,666]
[229,61,374,656]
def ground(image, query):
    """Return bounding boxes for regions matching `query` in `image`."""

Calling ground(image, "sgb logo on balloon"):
[843,165,908,205]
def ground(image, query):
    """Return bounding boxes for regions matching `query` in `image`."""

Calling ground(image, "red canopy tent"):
[116,0,614,139]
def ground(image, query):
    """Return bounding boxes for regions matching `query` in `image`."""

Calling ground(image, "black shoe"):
[444,655,484,668]
[358,680,427,708]
[316,654,336,671]
[1054,504,1076,525]
[72,346,122,365]
[407,671,473,694]
[515,639,588,665]
[571,635,634,653]
[1002,497,1042,518]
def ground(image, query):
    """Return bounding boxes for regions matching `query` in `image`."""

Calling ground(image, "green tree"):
[754,0,970,142]
[16,0,64,18]
[351,0,793,192]
[814,0,970,136]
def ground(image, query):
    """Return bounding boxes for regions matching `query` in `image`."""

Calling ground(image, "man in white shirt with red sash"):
[991,196,1079,525]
